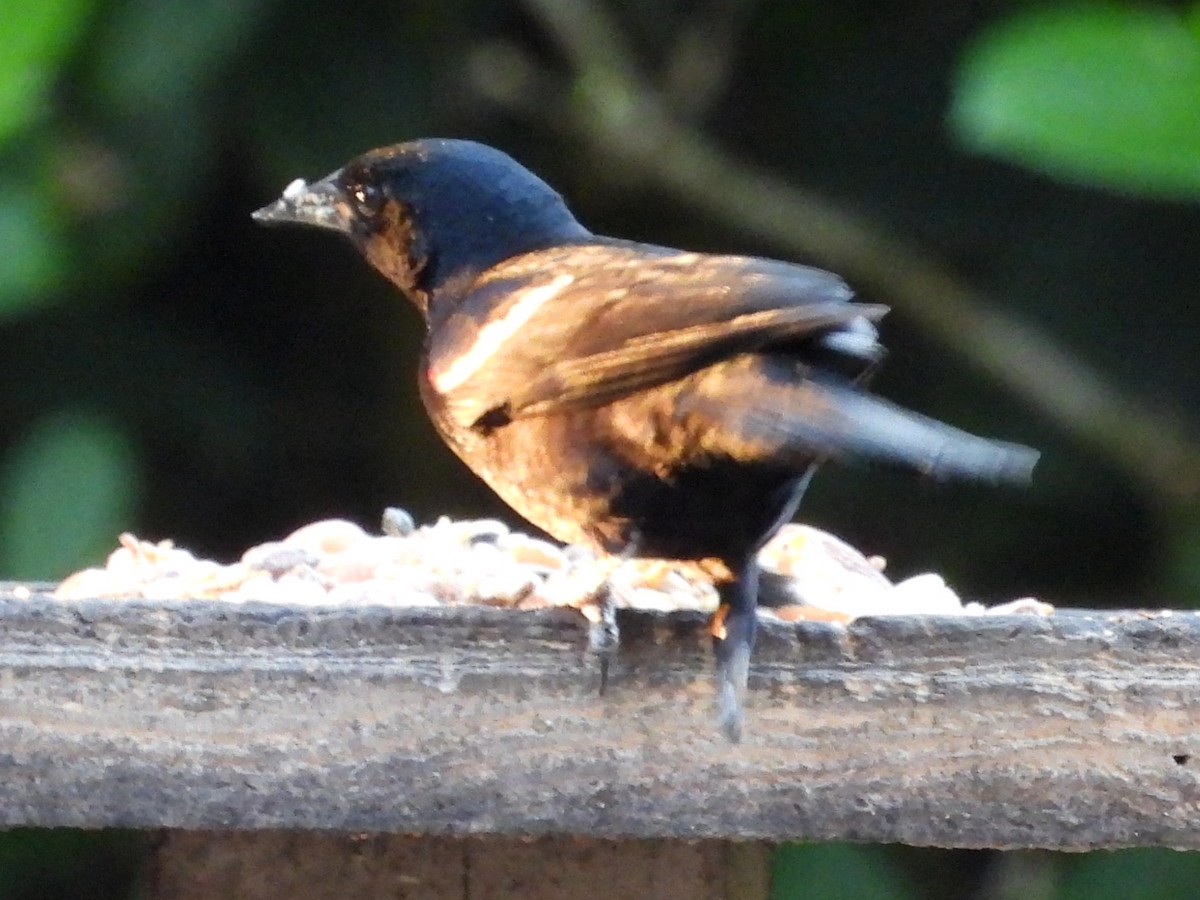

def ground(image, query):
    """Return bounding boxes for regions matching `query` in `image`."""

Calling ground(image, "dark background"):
[1,0,1199,897]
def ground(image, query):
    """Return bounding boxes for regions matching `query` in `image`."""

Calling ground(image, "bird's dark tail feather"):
[790,377,1037,482]
[693,363,1039,484]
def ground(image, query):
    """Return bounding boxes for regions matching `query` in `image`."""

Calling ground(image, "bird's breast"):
[420,371,813,562]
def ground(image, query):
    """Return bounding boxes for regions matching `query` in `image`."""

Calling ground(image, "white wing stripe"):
[431,274,575,393]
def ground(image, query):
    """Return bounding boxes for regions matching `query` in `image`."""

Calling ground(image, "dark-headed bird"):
[254,138,1038,741]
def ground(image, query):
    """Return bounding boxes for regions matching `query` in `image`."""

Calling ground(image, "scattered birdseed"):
[46,510,1050,622]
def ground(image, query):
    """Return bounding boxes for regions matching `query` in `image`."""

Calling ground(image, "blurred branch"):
[482,0,1200,507]
[661,0,762,120]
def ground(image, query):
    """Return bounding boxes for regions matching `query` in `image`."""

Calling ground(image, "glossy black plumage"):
[254,138,1038,741]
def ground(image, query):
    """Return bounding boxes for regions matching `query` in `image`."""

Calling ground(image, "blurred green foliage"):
[1059,848,1200,900]
[0,410,139,579]
[0,830,141,900]
[772,843,914,900]
[0,0,1198,897]
[0,0,93,145]
[952,3,1200,199]
[0,0,92,318]
[0,176,67,317]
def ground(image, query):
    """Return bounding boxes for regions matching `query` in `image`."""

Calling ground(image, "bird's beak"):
[252,175,352,233]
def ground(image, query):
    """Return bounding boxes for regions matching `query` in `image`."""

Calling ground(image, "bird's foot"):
[586,534,643,694]
[582,581,620,695]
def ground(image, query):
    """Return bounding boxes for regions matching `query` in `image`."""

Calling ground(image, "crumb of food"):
[45,512,1051,622]
[756,524,1052,620]
[978,597,1055,616]
[282,177,308,200]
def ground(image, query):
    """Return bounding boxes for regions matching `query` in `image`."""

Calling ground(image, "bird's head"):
[253,138,591,317]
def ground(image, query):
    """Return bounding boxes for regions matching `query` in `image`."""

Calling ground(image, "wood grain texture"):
[1,589,1198,849]
[151,833,753,900]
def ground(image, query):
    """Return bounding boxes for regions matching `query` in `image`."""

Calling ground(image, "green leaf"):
[1061,848,1200,900]
[0,0,94,145]
[1189,2,1200,43]
[0,176,67,320]
[0,411,140,580]
[771,843,914,900]
[951,4,1200,199]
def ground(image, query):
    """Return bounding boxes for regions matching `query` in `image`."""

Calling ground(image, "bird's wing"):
[425,243,886,428]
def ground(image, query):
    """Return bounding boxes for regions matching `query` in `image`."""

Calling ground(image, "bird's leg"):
[586,532,642,694]
[713,562,759,743]
[589,579,620,695]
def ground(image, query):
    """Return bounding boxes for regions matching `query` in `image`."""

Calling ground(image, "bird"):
[253,138,1038,742]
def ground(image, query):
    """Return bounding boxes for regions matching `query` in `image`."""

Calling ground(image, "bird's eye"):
[349,182,384,219]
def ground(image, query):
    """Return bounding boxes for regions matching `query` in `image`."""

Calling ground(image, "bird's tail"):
[687,358,1039,484]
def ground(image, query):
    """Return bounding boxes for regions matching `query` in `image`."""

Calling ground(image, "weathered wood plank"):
[0,590,1197,849]
[150,833,761,900]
